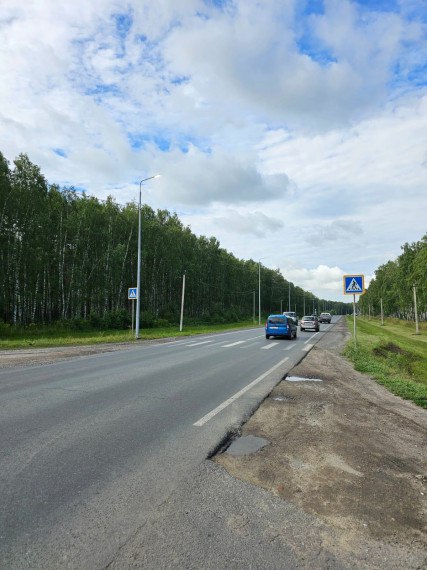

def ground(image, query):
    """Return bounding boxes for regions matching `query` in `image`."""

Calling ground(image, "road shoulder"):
[214,319,427,568]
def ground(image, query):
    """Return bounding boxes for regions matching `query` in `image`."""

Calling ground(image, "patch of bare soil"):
[0,337,182,369]
[214,319,427,568]
[0,343,137,368]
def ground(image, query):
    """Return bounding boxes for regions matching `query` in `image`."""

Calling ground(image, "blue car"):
[265,314,297,340]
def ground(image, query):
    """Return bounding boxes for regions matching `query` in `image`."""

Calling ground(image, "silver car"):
[300,315,319,332]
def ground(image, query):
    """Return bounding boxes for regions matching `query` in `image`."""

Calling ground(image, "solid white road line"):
[304,332,320,343]
[261,342,279,350]
[221,340,246,348]
[303,344,313,352]
[193,356,290,427]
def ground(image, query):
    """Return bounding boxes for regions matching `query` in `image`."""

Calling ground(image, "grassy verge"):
[343,317,427,409]
[0,320,260,349]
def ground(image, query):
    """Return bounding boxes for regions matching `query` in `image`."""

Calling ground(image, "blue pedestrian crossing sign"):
[128,287,138,300]
[343,275,364,295]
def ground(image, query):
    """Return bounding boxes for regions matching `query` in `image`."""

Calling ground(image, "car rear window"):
[268,317,287,324]
[303,316,314,321]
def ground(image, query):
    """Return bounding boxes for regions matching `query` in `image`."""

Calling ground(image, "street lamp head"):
[140,174,161,185]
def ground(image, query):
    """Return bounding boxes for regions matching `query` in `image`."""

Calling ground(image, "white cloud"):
[282,264,373,302]
[0,0,425,302]
[152,147,291,206]
[212,210,284,238]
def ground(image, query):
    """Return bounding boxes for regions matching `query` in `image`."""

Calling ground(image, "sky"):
[1,0,426,301]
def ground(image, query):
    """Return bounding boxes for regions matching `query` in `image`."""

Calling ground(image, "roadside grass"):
[344,317,427,409]
[0,320,260,349]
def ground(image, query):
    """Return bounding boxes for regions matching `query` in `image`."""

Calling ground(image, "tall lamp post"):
[258,258,266,326]
[135,174,160,339]
[258,261,261,325]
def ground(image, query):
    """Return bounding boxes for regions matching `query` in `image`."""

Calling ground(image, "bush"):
[155,318,170,328]
[140,311,155,328]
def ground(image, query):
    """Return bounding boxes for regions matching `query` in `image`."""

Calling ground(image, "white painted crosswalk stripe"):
[221,340,246,348]
[186,340,214,347]
[261,342,279,350]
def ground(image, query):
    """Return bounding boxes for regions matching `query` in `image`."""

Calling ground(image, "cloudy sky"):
[1,0,426,301]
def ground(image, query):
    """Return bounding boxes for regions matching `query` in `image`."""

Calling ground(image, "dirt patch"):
[0,337,183,369]
[0,344,134,368]
[372,342,416,359]
[214,319,427,568]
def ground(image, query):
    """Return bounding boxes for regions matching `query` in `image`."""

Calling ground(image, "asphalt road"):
[0,321,336,568]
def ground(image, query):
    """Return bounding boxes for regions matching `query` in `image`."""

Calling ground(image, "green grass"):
[0,320,260,349]
[344,316,427,409]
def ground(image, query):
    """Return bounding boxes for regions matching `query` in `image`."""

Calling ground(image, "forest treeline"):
[359,234,427,320]
[0,152,349,329]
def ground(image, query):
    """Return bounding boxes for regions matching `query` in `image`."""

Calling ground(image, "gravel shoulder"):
[214,318,427,568]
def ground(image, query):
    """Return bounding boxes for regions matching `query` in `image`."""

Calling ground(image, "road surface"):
[0,321,335,568]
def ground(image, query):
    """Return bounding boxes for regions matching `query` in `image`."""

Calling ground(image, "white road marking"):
[193,356,290,427]
[261,342,279,350]
[221,341,246,348]
[186,340,214,347]
[303,344,313,352]
[285,345,295,350]
[304,332,320,343]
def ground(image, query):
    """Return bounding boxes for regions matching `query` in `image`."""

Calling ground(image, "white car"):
[283,311,298,325]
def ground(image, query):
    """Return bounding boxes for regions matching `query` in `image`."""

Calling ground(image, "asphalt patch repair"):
[214,319,427,568]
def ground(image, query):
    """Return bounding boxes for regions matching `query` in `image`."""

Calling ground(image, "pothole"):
[224,435,269,456]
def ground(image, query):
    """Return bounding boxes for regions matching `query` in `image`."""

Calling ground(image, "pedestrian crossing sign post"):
[128,288,138,300]
[128,288,138,333]
[343,275,365,349]
[343,275,364,295]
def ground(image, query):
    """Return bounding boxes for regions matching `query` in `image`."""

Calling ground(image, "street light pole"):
[135,174,160,340]
[257,258,266,326]
[258,261,261,325]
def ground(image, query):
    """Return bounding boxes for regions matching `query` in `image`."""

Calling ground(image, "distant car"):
[266,314,297,340]
[300,315,319,332]
[318,312,332,323]
[283,311,298,325]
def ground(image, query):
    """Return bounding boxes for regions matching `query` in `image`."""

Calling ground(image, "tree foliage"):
[0,152,349,327]
[359,235,427,320]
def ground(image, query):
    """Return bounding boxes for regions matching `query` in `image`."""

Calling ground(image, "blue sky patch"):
[300,0,325,17]
[171,75,190,85]
[354,0,399,12]
[128,133,171,152]
[53,148,67,158]
[113,12,133,40]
